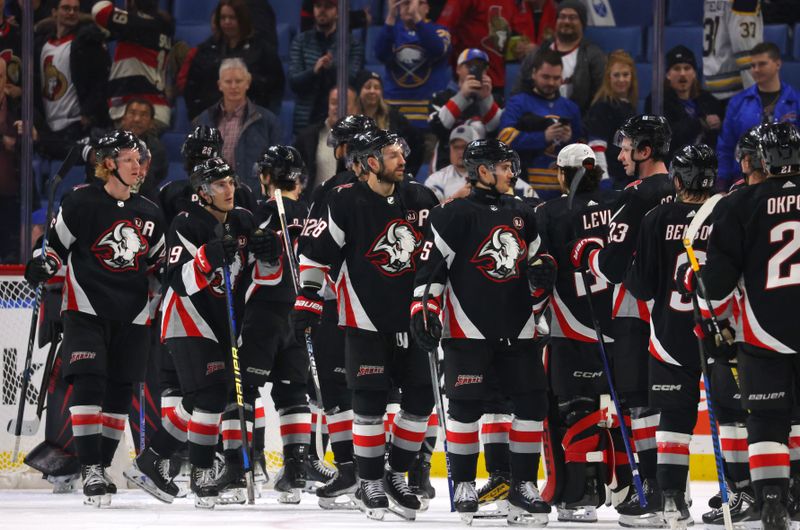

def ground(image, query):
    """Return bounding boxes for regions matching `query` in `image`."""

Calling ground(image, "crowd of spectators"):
[2,0,800,263]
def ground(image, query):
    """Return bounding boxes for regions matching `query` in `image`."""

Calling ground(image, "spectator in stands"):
[438,0,533,100]
[245,0,278,48]
[182,0,284,119]
[92,0,174,129]
[375,0,451,129]
[514,0,606,117]
[429,48,503,170]
[289,0,364,133]
[585,50,637,189]
[0,0,22,101]
[353,69,423,176]
[34,0,110,160]
[717,41,800,189]
[294,85,359,193]
[515,0,557,47]
[300,0,371,32]
[424,124,476,201]
[646,45,723,160]
[194,58,282,193]
[499,48,582,200]
[119,98,167,197]
[0,57,19,263]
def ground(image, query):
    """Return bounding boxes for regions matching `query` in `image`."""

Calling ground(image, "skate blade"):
[49,474,80,494]
[619,513,669,528]
[83,494,106,508]
[473,500,510,519]
[217,488,247,505]
[418,497,430,512]
[703,524,755,530]
[303,483,320,494]
[460,512,476,525]
[194,495,217,509]
[507,505,549,527]
[557,505,598,523]
[318,494,359,510]
[387,503,417,521]
[277,488,302,504]
[123,468,175,504]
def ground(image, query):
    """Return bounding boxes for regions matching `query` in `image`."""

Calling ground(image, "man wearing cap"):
[424,125,477,201]
[429,48,504,170]
[645,45,723,159]
[514,0,606,116]
[376,0,451,129]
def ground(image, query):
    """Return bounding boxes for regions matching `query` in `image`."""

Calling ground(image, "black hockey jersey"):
[627,201,712,367]
[158,178,258,227]
[413,188,546,340]
[536,188,620,342]
[702,175,800,354]
[161,203,281,343]
[299,180,438,332]
[45,183,165,324]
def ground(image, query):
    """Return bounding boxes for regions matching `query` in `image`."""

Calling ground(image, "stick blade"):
[6,417,40,436]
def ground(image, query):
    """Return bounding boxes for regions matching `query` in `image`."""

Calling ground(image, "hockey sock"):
[254,397,266,455]
[790,424,800,476]
[631,409,660,480]
[446,418,480,483]
[353,414,386,480]
[100,412,127,468]
[420,413,438,464]
[326,409,354,464]
[749,441,790,502]
[387,410,429,472]
[70,405,103,466]
[656,430,692,492]
[384,402,400,445]
[720,423,750,491]
[509,417,543,483]
[278,405,311,456]
[309,405,329,460]
[187,409,222,468]
[481,413,512,474]
[610,426,633,492]
[221,401,254,456]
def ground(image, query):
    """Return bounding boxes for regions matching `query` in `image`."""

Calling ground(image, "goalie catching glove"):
[409,299,442,352]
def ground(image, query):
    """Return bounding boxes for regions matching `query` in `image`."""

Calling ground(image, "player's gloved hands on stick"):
[250,229,281,262]
[569,237,603,271]
[675,262,698,298]
[527,254,557,293]
[292,287,323,343]
[24,254,59,287]
[410,300,442,352]
[694,317,736,360]
[197,237,239,274]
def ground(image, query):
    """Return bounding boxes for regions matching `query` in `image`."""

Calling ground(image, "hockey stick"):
[567,168,647,507]
[7,336,60,438]
[421,259,455,512]
[9,147,79,462]
[219,226,256,504]
[274,189,325,461]
[138,382,146,455]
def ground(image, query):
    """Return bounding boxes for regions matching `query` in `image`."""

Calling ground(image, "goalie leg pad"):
[558,396,608,508]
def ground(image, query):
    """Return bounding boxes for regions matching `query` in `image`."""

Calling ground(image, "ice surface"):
[0,480,724,530]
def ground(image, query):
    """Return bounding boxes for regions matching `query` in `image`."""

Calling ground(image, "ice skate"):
[46,473,80,494]
[214,453,247,505]
[355,478,389,520]
[102,466,117,496]
[81,464,111,508]
[317,461,358,510]
[618,479,667,528]
[701,488,755,528]
[761,486,791,530]
[408,453,435,510]
[124,447,179,503]
[190,466,218,509]
[789,476,800,530]
[169,450,191,498]
[274,446,308,504]
[557,505,598,523]
[454,481,479,525]
[475,471,511,518]
[253,451,269,496]
[506,480,551,526]
[303,454,337,493]
[663,489,693,530]
[383,465,421,520]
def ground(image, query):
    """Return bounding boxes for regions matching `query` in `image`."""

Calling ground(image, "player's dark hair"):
[751,42,781,61]
[531,48,563,71]
[562,165,604,193]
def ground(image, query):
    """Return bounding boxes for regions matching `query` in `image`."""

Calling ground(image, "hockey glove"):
[250,229,281,263]
[694,318,736,361]
[24,253,60,287]
[409,299,442,352]
[195,237,239,274]
[675,262,698,297]
[292,288,323,343]
[527,254,557,294]
[569,237,604,271]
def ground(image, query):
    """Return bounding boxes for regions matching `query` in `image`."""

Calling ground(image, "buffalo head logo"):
[366,221,422,276]
[471,226,527,282]
[91,221,148,272]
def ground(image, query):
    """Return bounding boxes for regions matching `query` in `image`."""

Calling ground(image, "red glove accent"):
[570,237,604,269]
[681,266,696,295]
[410,299,441,318]
[693,323,706,340]
[194,244,212,275]
[294,295,323,316]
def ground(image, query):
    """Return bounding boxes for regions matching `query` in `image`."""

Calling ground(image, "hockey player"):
[569,115,675,524]
[294,129,438,520]
[234,145,314,504]
[410,138,556,526]
[625,144,719,528]
[678,122,800,530]
[24,130,165,506]
[128,157,281,508]
[535,143,620,523]
[732,124,768,190]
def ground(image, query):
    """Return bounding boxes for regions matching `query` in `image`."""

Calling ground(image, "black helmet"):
[181,125,223,162]
[669,144,717,191]
[189,156,235,194]
[137,138,151,163]
[735,124,766,171]
[463,139,521,184]
[95,130,139,162]
[258,145,306,185]
[327,114,378,148]
[613,115,671,158]
[350,129,409,170]
[758,122,800,176]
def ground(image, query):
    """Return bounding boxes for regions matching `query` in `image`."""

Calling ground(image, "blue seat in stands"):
[781,62,800,91]
[171,97,192,132]
[505,62,521,102]
[270,0,303,27]
[279,100,295,145]
[584,26,643,61]
[173,0,216,24]
[636,63,653,104]
[608,0,653,27]
[795,24,800,60]
[365,25,384,66]
[277,23,293,60]
[763,24,790,58]
[666,0,703,26]
[161,132,186,164]
[174,23,210,48]
[165,163,187,186]
[647,26,704,75]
